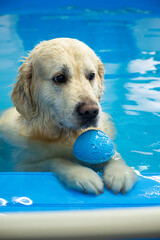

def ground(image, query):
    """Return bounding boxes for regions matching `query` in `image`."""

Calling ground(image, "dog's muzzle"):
[75,102,99,128]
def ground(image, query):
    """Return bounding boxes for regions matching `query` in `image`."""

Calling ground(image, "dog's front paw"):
[57,166,104,195]
[103,161,137,194]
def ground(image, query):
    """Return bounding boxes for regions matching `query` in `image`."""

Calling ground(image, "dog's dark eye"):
[52,74,66,84]
[88,73,95,81]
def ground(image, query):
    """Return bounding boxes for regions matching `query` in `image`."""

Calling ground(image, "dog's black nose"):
[77,103,99,119]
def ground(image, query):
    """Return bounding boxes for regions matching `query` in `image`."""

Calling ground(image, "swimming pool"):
[0,0,160,174]
[0,0,160,238]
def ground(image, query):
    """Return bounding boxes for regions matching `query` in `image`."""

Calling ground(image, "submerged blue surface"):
[0,172,160,212]
[0,0,160,211]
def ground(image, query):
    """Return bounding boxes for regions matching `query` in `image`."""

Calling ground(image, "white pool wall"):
[0,207,160,239]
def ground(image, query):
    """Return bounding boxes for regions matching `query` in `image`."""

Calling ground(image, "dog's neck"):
[18,113,84,145]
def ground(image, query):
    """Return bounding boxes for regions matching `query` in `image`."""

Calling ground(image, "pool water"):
[0,0,160,174]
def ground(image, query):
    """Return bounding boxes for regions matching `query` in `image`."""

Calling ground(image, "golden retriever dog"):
[0,38,137,195]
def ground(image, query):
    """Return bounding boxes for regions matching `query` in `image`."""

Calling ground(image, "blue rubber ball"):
[73,130,114,164]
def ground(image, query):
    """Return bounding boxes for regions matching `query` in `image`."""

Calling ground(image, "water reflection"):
[0,15,24,72]
[0,15,24,112]
[12,197,33,205]
[124,17,160,115]
[128,57,160,74]
[0,198,7,206]
[140,185,160,198]
[124,76,160,114]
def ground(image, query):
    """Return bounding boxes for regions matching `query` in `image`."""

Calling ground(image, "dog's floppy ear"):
[97,57,104,101]
[11,56,37,120]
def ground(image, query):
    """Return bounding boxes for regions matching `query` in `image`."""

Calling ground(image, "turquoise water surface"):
[0,0,160,174]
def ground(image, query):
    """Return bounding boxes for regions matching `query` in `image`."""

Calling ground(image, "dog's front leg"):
[16,155,103,195]
[51,158,104,195]
[103,151,137,193]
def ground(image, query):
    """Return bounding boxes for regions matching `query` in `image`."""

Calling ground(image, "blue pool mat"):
[0,172,160,212]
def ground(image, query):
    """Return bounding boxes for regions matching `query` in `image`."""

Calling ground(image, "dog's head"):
[12,38,104,131]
